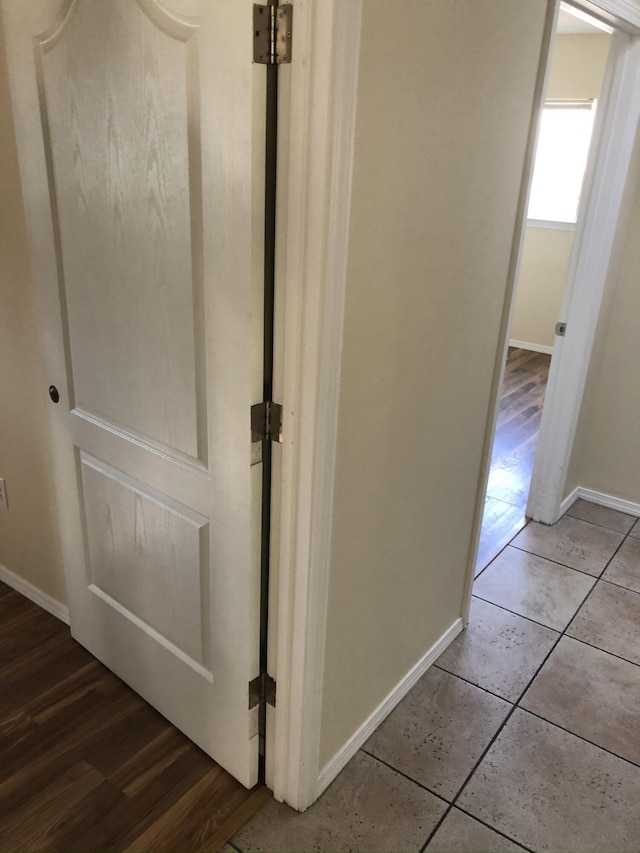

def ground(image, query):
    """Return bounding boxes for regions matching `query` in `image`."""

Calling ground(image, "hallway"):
[231,500,640,852]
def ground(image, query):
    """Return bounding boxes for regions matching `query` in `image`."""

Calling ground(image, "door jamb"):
[266,0,363,811]
[527,8,640,522]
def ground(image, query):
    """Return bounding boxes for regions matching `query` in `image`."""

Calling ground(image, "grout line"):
[420,540,636,853]
[422,567,600,851]
[561,632,640,670]
[474,521,531,581]
[600,576,640,596]
[360,749,450,805]
[470,593,567,632]
[423,386,634,848]
[565,514,638,534]
[509,576,598,705]
[506,543,608,579]
[425,498,633,850]
[509,508,636,586]
[453,804,536,853]
[432,663,517,705]
[420,803,454,851]
[472,570,640,664]
[515,706,640,772]
[419,697,530,850]
[564,502,638,534]
[561,534,635,636]
[225,842,243,853]
[474,520,639,638]
[563,582,622,640]
[599,577,640,597]
[593,533,632,581]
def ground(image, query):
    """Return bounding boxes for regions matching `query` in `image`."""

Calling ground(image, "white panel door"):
[2,0,265,787]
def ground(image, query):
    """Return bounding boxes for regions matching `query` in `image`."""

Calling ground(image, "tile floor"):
[229,499,640,853]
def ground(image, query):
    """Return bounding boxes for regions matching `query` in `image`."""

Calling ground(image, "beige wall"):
[546,33,611,100]
[319,0,552,767]
[510,33,610,350]
[510,227,573,348]
[565,131,640,505]
[0,24,66,602]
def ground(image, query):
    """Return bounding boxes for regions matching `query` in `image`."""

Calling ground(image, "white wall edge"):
[315,618,464,800]
[573,487,640,517]
[509,339,555,355]
[0,564,69,625]
[267,0,363,812]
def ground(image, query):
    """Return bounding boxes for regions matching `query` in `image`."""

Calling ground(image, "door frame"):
[267,0,640,812]
[527,2,640,522]
[265,0,363,810]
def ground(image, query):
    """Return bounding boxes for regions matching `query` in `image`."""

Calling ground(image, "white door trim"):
[528,17,640,523]
[267,0,363,811]
[573,0,640,31]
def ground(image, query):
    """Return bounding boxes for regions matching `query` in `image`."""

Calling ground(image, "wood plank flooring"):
[475,347,551,575]
[0,583,270,853]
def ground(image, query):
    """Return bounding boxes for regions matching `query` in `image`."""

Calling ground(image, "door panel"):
[80,453,210,668]
[38,0,204,459]
[2,0,264,787]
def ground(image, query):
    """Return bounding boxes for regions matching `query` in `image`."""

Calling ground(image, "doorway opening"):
[475,2,613,577]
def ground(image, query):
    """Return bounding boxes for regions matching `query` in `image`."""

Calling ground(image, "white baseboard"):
[563,487,640,519]
[0,564,69,625]
[315,617,464,800]
[509,338,554,355]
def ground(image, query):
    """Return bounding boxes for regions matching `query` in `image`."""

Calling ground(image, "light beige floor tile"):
[473,546,594,631]
[436,597,558,701]
[365,667,510,800]
[219,846,236,853]
[459,709,640,853]
[511,515,624,576]
[232,751,446,853]
[565,498,637,534]
[425,808,526,853]
[602,536,640,593]
[566,581,640,665]
[630,519,640,539]
[521,635,640,765]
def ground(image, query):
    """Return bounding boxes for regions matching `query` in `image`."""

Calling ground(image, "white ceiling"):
[556,4,613,34]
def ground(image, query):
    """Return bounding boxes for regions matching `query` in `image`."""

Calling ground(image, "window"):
[527,100,597,225]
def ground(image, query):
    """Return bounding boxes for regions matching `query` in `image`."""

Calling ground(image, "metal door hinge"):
[249,672,277,708]
[251,400,283,443]
[253,4,293,65]
[555,322,567,337]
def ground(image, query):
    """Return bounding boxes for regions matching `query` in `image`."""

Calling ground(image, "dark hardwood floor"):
[475,347,551,575]
[0,582,270,853]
